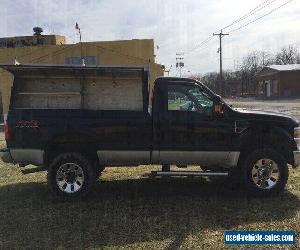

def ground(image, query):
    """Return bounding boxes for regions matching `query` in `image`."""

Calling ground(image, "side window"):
[167,85,214,115]
[168,91,196,111]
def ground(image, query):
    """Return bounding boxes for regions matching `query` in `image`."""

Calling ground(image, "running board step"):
[152,171,228,177]
[21,167,46,175]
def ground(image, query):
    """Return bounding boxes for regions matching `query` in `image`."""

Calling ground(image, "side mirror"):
[213,103,224,114]
[212,95,224,114]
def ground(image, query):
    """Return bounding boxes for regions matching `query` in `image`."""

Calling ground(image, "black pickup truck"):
[0,64,299,199]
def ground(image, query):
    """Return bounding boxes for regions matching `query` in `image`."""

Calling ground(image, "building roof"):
[0,64,149,77]
[266,64,300,71]
[256,64,300,78]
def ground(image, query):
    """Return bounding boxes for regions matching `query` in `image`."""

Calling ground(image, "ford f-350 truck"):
[0,64,299,199]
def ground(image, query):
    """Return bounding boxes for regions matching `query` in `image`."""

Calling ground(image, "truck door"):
[157,81,237,167]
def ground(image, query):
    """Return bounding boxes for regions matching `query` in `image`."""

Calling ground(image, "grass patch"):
[0,161,299,249]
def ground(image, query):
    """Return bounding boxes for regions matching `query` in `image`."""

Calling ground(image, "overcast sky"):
[0,0,299,76]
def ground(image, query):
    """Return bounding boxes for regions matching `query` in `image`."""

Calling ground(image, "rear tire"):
[47,152,95,199]
[241,149,288,196]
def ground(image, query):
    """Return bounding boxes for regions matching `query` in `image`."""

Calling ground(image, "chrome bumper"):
[294,150,300,167]
[0,148,13,163]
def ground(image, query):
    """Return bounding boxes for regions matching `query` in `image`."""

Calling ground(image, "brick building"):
[256,64,300,97]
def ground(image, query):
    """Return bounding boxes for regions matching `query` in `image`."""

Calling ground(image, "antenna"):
[75,22,83,62]
[75,22,82,43]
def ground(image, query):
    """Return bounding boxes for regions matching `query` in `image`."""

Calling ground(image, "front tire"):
[47,152,95,199]
[241,149,288,196]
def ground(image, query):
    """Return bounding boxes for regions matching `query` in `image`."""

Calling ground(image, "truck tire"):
[47,152,95,199]
[241,149,288,196]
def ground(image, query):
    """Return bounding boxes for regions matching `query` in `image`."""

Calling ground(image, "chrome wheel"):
[251,158,280,190]
[56,163,85,194]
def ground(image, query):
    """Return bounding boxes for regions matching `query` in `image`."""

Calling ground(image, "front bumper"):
[294,150,300,167]
[0,148,13,163]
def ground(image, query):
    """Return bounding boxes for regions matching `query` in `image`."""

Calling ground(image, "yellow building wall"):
[0,35,66,47]
[0,39,164,113]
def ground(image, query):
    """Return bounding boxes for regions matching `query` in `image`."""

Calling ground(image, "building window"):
[272,80,278,94]
[65,56,97,65]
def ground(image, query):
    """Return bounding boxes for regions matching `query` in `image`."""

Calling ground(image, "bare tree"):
[198,45,300,97]
[297,54,300,64]
[275,45,298,65]
[199,72,219,93]
[236,51,267,95]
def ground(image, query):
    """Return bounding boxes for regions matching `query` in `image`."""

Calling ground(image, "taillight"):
[295,127,300,149]
[4,115,9,141]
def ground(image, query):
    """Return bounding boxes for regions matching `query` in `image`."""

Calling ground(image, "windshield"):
[187,87,214,108]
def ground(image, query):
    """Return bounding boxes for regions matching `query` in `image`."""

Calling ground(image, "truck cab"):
[0,65,299,199]
[151,77,239,167]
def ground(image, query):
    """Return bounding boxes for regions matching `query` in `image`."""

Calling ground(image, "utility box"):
[4,65,149,111]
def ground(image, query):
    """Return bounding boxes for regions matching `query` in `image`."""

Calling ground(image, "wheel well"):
[44,136,98,169]
[238,126,294,166]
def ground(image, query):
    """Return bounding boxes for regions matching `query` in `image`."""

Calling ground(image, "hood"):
[233,108,299,127]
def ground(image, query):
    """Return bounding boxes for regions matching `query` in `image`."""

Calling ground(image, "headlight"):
[295,127,300,147]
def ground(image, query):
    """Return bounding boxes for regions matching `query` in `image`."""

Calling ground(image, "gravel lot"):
[226,98,300,122]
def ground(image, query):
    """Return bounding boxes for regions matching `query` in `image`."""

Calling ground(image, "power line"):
[85,42,150,64]
[228,0,294,33]
[185,0,294,60]
[185,36,214,54]
[65,33,78,43]
[14,41,151,66]
[182,0,294,79]
[185,0,276,55]
[10,43,78,64]
[11,49,39,63]
[185,0,284,55]
[221,0,278,31]
[30,44,78,63]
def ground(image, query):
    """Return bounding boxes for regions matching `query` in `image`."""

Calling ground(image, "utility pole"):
[213,30,228,96]
[176,53,184,77]
[262,51,265,66]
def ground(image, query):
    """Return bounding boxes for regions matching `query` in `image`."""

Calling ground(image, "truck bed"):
[3,65,153,166]
[8,109,152,153]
